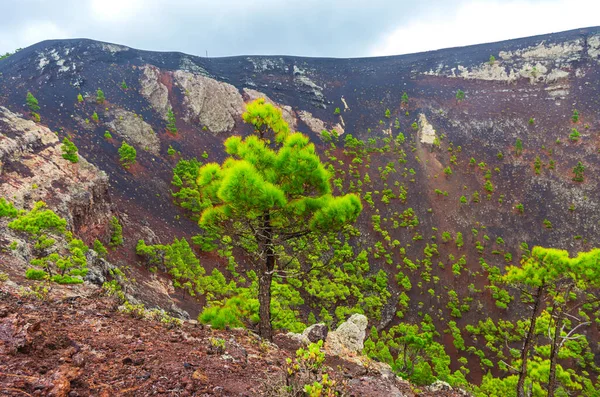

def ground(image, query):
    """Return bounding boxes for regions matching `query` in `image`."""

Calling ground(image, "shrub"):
[26,268,48,280]
[91,112,99,122]
[104,131,112,139]
[93,239,108,258]
[51,275,84,284]
[109,216,123,247]
[8,202,67,236]
[455,89,465,101]
[515,138,523,155]
[489,55,496,65]
[26,92,40,112]
[77,93,83,103]
[0,198,18,218]
[401,92,409,105]
[121,80,128,90]
[569,128,580,141]
[118,142,137,168]
[96,89,105,104]
[333,107,341,115]
[166,108,177,134]
[573,161,585,182]
[61,137,79,163]
[572,109,579,123]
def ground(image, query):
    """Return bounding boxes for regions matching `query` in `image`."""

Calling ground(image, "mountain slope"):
[1,26,600,393]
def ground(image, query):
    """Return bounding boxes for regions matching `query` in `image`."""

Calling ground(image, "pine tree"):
[515,138,523,156]
[194,98,362,339]
[61,137,79,163]
[26,92,40,112]
[118,142,137,168]
[166,108,177,134]
[401,92,409,105]
[572,161,584,182]
[109,216,123,247]
[96,89,105,104]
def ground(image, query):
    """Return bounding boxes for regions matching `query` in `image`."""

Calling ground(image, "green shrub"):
[77,93,83,103]
[25,268,48,280]
[118,142,137,168]
[51,274,84,284]
[109,216,123,247]
[0,198,18,218]
[199,296,255,329]
[96,89,105,104]
[104,131,112,139]
[26,92,40,112]
[166,108,177,134]
[93,239,108,258]
[61,137,79,163]
[8,202,67,236]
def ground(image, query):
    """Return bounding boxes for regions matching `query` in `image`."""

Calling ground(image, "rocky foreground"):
[0,282,465,396]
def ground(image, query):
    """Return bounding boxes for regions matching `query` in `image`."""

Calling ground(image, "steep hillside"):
[1,26,600,395]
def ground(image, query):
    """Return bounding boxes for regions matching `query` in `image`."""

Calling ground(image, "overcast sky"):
[1,0,599,58]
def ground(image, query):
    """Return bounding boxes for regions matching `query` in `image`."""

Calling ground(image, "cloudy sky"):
[1,0,599,58]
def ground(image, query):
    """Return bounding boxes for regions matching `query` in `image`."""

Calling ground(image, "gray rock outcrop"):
[325,313,368,355]
[173,70,244,133]
[107,108,160,155]
[140,65,170,119]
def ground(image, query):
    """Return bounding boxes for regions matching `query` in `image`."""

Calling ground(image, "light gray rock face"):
[325,313,368,355]
[0,107,115,281]
[298,110,345,136]
[173,70,244,133]
[0,107,114,233]
[285,332,310,346]
[140,65,170,119]
[302,323,328,343]
[107,108,160,155]
[423,38,584,85]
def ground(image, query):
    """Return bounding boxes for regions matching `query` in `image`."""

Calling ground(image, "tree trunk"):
[547,311,563,397]
[517,285,544,397]
[258,269,273,340]
[258,212,275,340]
[547,284,572,397]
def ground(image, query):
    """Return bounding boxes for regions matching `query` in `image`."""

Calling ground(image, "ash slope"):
[1,26,600,387]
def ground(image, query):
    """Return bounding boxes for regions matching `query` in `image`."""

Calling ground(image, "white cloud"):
[0,21,68,53]
[370,0,600,56]
[89,0,145,22]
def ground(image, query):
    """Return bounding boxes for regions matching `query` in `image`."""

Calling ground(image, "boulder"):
[325,314,368,356]
[428,380,452,392]
[302,323,328,343]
